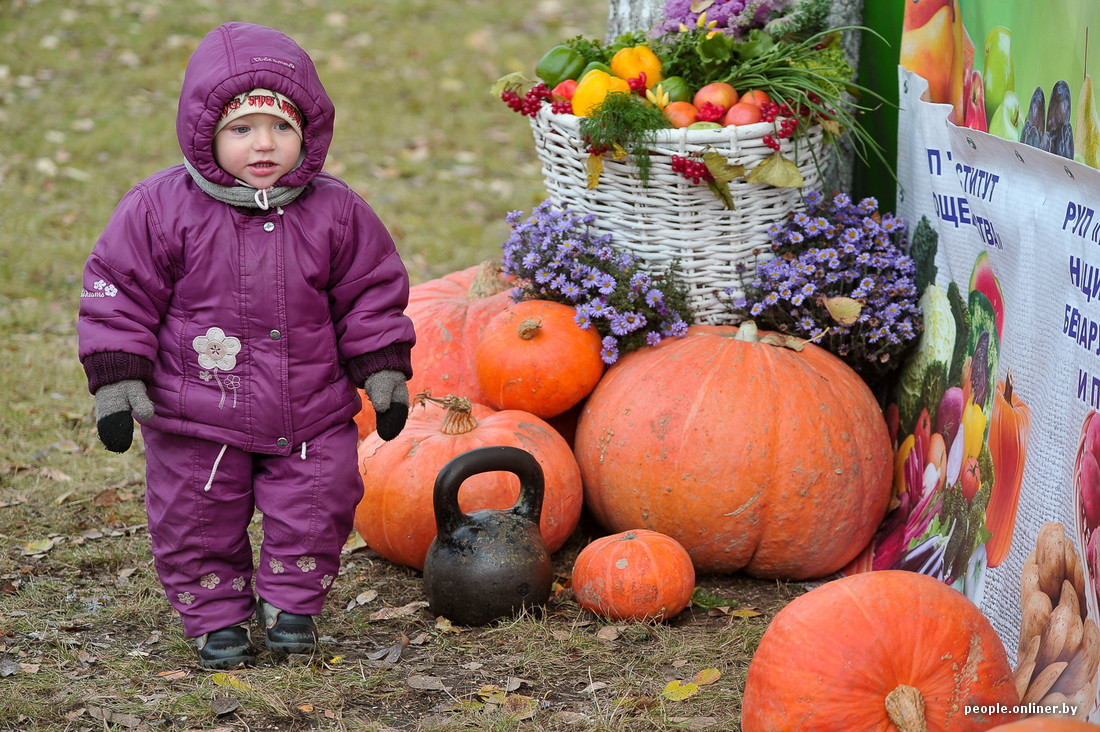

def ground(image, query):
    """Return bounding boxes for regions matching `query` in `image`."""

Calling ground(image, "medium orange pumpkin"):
[354,261,514,440]
[988,720,1100,730]
[741,570,1021,731]
[354,395,583,570]
[574,322,893,579]
[475,300,604,419]
[571,529,695,622]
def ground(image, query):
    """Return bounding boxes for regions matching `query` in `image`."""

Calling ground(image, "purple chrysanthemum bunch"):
[502,201,692,364]
[656,0,796,38]
[728,190,923,381]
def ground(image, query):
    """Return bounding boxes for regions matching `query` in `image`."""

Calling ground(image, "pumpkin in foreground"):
[574,323,893,579]
[571,529,695,622]
[354,261,513,440]
[740,570,1021,731]
[354,395,582,570]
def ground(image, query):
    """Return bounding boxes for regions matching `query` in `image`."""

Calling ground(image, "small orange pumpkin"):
[474,300,604,419]
[354,395,583,570]
[571,529,695,622]
[741,570,1021,731]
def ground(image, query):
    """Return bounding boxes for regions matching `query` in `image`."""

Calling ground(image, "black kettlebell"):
[422,445,552,626]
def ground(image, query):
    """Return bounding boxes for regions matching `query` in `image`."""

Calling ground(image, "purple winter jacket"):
[77,22,415,455]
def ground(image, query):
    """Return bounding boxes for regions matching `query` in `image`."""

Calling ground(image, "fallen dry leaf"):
[693,668,721,685]
[435,616,461,634]
[22,537,57,556]
[92,488,119,506]
[596,625,624,640]
[500,694,539,720]
[505,676,531,692]
[210,697,239,716]
[366,634,408,665]
[661,679,699,701]
[407,674,448,691]
[158,669,188,680]
[727,608,762,619]
[211,672,252,691]
[369,600,428,621]
[40,466,72,482]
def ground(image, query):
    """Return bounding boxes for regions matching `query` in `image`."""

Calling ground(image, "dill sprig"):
[579,92,670,184]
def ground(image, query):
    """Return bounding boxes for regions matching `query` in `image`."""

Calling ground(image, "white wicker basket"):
[529,106,826,325]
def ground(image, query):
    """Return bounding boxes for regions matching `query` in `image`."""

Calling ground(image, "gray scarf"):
[184,158,305,210]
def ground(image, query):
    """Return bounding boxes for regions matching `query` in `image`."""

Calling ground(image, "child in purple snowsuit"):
[77,22,416,669]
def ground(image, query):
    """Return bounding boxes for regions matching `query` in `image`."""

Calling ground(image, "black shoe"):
[196,623,255,669]
[256,597,318,655]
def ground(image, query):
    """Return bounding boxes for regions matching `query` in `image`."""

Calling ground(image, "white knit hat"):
[214,88,304,138]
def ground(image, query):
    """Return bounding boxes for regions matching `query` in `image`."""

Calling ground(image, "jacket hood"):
[177,22,334,188]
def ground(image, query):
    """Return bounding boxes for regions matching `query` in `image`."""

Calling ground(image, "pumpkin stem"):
[733,320,804,352]
[517,317,542,340]
[1003,370,1014,403]
[413,392,478,435]
[467,259,512,299]
[734,321,761,342]
[884,685,928,732]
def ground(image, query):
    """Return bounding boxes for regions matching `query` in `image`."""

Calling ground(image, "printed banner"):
[849,0,1100,720]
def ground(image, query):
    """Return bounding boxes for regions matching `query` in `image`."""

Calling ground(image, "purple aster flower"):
[600,336,619,365]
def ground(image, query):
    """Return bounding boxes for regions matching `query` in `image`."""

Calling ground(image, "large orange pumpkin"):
[571,529,695,622]
[574,322,893,579]
[475,300,604,419]
[354,395,583,570]
[354,261,514,440]
[741,570,1021,731]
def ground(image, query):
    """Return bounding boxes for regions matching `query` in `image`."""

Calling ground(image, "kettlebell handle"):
[433,446,545,537]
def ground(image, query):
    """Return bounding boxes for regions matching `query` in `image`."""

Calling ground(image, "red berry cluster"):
[757,97,815,151]
[762,117,800,151]
[696,101,725,123]
[501,82,552,117]
[671,155,714,184]
[550,99,573,114]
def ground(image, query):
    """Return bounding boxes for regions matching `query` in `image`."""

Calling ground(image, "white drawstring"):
[254,187,271,210]
[203,444,228,492]
[300,441,307,460]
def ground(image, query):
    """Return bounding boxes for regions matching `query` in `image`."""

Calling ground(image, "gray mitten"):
[94,380,155,453]
[364,370,409,441]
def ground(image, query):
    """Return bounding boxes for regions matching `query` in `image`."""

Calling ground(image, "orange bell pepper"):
[571,70,632,117]
[610,45,664,90]
[984,372,1031,567]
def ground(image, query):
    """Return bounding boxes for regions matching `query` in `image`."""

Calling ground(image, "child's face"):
[213,112,302,189]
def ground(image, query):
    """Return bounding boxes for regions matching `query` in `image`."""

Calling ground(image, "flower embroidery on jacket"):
[81,279,119,299]
[320,574,333,589]
[297,556,317,572]
[193,327,242,409]
[200,573,220,590]
[232,577,247,592]
[178,592,196,606]
[269,557,285,574]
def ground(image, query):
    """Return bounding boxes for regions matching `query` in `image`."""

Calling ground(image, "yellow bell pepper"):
[571,69,632,117]
[610,45,664,90]
[962,400,987,463]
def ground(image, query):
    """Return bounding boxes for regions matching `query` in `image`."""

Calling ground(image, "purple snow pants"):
[141,421,362,637]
